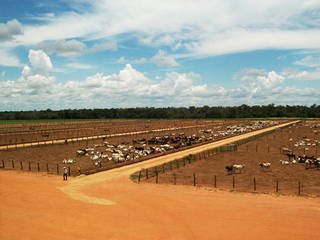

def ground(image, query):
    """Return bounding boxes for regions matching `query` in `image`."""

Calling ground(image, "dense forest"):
[0,104,319,120]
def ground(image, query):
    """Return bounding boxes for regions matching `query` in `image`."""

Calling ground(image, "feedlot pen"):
[1,120,263,175]
[141,121,320,197]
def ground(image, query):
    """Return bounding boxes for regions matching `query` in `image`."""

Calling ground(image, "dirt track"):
[1,120,320,240]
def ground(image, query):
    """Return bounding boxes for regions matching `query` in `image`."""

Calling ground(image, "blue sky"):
[0,0,319,111]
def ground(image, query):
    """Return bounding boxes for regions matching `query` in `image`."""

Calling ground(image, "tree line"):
[0,104,319,120]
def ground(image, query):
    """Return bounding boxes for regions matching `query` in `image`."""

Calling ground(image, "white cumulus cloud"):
[257,71,284,88]
[116,56,147,64]
[0,19,23,41]
[37,39,86,57]
[66,63,94,69]
[11,0,320,58]
[0,49,22,67]
[28,49,53,75]
[151,50,179,67]
[282,67,320,80]
[1,63,319,110]
[238,68,284,88]
[90,42,117,52]
[294,55,320,68]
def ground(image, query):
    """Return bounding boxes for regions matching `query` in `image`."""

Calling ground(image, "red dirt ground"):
[1,170,320,240]
[1,121,320,240]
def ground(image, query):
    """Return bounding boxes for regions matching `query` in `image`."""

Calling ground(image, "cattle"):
[285,153,296,161]
[233,164,245,173]
[62,158,75,164]
[280,160,289,165]
[225,165,233,175]
[259,162,271,168]
[305,159,320,169]
[76,149,87,156]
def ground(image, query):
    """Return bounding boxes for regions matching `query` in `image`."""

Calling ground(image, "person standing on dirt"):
[63,167,68,181]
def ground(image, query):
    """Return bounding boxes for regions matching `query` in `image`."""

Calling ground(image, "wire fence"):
[0,159,79,176]
[131,144,236,181]
[138,171,317,196]
[133,156,319,197]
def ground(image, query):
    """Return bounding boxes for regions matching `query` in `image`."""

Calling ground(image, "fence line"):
[0,158,76,176]
[130,144,236,181]
[137,170,315,196]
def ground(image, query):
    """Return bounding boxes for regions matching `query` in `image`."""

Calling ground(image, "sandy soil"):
[1,120,320,240]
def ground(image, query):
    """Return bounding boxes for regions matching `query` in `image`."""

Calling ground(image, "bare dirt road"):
[1,120,320,240]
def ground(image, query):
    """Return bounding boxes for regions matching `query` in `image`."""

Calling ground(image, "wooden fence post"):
[232,176,235,189]
[20,161,23,170]
[138,170,141,183]
[298,181,301,195]
[193,173,196,186]
[37,162,40,172]
[146,168,149,179]
[276,179,279,193]
[214,175,216,188]
[46,163,49,172]
[12,160,14,169]
[253,177,256,192]
[57,164,59,174]
[1,160,4,168]
[29,161,31,171]
[68,166,71,176]
[155,167,158,184]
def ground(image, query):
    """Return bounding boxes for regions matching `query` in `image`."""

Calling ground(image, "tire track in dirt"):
[59,121,300,205]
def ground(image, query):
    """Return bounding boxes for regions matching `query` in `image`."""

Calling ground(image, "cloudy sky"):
[0,0,319,111]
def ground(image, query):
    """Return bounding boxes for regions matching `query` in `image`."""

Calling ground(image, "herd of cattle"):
[60,120,320,176]
[63,120,280,167]
[225,153,320,175]
[225,140,320,175]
